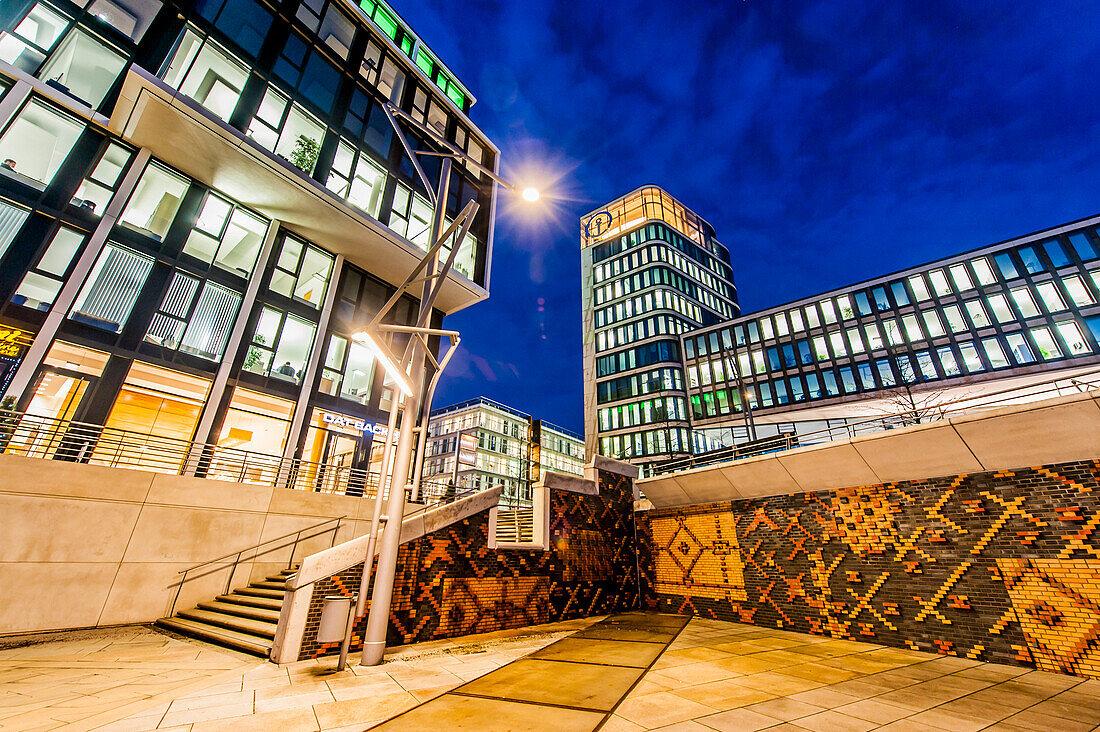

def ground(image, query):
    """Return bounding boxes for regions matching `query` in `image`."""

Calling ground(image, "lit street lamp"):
[353,103,539,667]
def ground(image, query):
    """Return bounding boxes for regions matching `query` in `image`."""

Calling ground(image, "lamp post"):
[352,103,539,667]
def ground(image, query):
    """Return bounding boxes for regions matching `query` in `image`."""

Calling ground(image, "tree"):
[873,351,957,426]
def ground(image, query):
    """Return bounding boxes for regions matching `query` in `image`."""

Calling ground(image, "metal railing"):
[168,516,345,617]
[0,408,449,497]
[645,367,1100,478]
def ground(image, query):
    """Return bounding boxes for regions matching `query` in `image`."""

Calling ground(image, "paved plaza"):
[2,615,1099,731]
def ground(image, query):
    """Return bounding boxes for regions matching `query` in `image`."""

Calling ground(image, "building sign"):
[457,432,478,466]
[0,324,33,395]
[321,411,387,435]
[583,210,613,242]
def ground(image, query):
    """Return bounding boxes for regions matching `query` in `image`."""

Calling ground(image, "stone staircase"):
[156,567,297,657]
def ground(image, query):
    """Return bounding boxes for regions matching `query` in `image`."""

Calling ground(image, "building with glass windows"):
[422,397,585,504]
[674,214,1100,456]
[580,186,739,466]
[0,0,499,478]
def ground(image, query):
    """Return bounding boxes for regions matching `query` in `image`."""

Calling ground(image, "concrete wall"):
[637,390,1100,507]
[0,455,379,635]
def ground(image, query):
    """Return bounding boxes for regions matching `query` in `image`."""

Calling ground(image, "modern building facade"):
[580,186,739,466]
[422,396,584,504]
[675,213,1100,457]
[0,0,499,480]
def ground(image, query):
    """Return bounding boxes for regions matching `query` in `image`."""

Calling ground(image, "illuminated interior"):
[581,186,709,248]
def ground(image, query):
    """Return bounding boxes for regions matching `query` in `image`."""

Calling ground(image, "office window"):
[846,328,865,354]
[970,258,996,286]
[1010,287,1040,318]
[836,295,855,320]
[0,200,31,261]
[326,139,387,217]
[85,0,161,41]
[901,314,923,342]
[895,354,917,383]
[12,225,83,310]
[872,287,890,311]
[797,339,813,365]
[928,269,952,296]
[0,3,69,74]
[839,367,857,393]
[182,193,268,276]
[804,304,820,328]
[981,337,1009,369]
[774,313,789,337]
[766,347,781,371]
[388,183,434,249]
[958,341,984,373]
[273,33,340,113]
[1086,316,1100,347]
[805,372,821,398]
[773,379,789,405]
[948,264,973,292]
[344,88,393,157]
[1055,321,1090,356]
[882,318,904,345]
[820,299,837,325]
[758,382,773,407]
[1030,327,1061,360]
[319,335,375,404]
[909,274,931,302]
[162,31,249,122]
[37,27,127,109]
[747,321,759,342]
[789,309,804,332]
[1043,240,1070,268]
[964,300,992,329]
[854,291,872,316]
[891,281,910,306]
[751,349,765,373]
[1018,246,1044,274]
[296,0,354,59]
[993,252,1019,280]
[760,316,774,340]
[0,99,83,189]
[1062,276,1094,307]
[915,350,938,379]
[270,235,334,308]
[244,306,317,381]
[987,294,1014,324]
[876,359,896,386]
[146,273,241,360]
[857,362,875,389]
[195,0,270,56]
[822,370,839,396]
[829,332,847,357]
[119,161,189,241]
[865,323,884,349]
[737,353,751,380]
[811,336,828,362]
[937,346,961,376]
[1035,282,1067,313]
[73,142,133,216]
[921,309,945,338]
[68,242,153,332]
[1005,332,1035,364]
[941,305,966,333]
[1069,232,1098,261]
[249,86,326,174]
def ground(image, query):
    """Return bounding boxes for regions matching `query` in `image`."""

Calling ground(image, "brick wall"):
[298,469,640,659]
[637,459,1100,679]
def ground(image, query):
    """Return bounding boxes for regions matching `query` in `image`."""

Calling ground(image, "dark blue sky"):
[403,1,1100,433]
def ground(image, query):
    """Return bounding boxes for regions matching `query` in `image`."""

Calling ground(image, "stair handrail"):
[168,515,346,617]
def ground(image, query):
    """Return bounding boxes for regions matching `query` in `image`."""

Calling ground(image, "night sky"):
[399,1,1100,434]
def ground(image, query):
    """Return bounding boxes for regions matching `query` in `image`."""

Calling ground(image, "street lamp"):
[354,103,540,667]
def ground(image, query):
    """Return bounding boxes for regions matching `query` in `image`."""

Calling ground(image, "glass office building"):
[580,186,739,466]
[678,214,1100,455]
[0,0,498,477]
[422,396,584,504]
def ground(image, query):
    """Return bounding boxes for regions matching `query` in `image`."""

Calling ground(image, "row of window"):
[686,275,1100,376]
[596,339,680,378]
[597,395,687,433]
[589,219,733,283]
[688,320,1100,419]
[594,286,702,330]
[596,367,684,405]
[599,425,690,461]
[692,229,1100,357]
[596,313,691,353]
[592,263,734,319]
[594,240,733,300]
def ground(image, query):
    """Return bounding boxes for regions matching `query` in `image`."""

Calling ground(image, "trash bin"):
[317,595,352,643]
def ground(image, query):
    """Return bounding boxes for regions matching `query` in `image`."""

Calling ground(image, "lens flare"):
[521,187,540,202]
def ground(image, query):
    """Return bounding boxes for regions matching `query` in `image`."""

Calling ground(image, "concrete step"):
[249,581,288,591]
[156,617,271,657]
[217,593,282,611]
[177,608,277,640]
[197,600,280,623]
[237,586,285,599]
[265,574,294,583]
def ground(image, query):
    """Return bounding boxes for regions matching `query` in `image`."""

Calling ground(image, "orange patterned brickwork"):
[437,576,551,636]
[639,459,1100,679]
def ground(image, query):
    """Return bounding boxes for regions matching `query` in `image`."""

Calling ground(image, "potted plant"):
[289,135,320,173]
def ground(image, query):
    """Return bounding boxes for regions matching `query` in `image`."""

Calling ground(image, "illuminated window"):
[902,314,923,342]
[987,294,1014,324]
[1055,321,1090,356]
[1029,327,1061,360]
[865,323,884,349]
[13,226,83,310]
[908,274,931,301]
[0,99,83,189]
[948,264,973,292]
[119,161,189,240]
[928,269,952,296]
[1005,333,1035,364]
[921,310,945,337]
[958,341,984,372]
[971,258,996,286]
[1010,287,1040,318]
[964,300,991,328]
[162,31,249,121]
[1035,282,1066,313]
[981,337,1009,369]
[1062,276,1094,307]
[937,346,961,376]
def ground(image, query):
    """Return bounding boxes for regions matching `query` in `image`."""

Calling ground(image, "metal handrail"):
[647,366,1100,477]
[168,516,346,617]
[0,407,451,497]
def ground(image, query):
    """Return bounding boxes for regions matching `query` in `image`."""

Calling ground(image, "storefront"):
[301,407,392,494]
